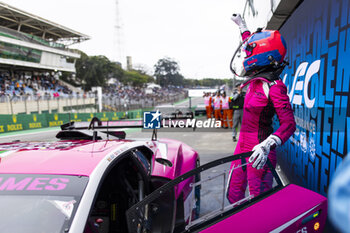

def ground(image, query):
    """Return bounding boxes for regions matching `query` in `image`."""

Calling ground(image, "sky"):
[1,0,268,79]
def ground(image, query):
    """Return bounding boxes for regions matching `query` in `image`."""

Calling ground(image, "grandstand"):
[0,2,93,114]
[0,1,89,72]
[0,2,187,116]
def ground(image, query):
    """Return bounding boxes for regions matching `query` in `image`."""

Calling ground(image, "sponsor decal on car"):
[0,177,69,191]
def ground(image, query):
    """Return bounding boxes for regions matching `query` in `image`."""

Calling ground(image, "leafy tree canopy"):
[123,70,154,87]
[154,57,184,87]
[75,52,152,90]
[74,53,231,91]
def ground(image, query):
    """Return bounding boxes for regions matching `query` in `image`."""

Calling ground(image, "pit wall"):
[275,0,349,196]
[0,97,96,115]
[0,109,146,134]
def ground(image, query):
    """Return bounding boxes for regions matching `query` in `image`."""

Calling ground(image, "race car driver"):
[227,14,296,203]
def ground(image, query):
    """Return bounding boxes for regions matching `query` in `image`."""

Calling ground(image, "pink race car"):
[0,118,327,233]
[0,119,200,233]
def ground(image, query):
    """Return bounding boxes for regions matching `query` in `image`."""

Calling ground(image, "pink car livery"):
[0,119,327,233]
[0,120,199,233]
[127,151,327,233]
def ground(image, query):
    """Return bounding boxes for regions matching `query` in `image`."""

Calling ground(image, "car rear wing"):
[58,117,197,141]
[60,117,144,130]
[57,117,145,140]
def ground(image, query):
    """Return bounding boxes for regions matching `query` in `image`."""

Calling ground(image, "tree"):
[75,53,124,90]
[122,70,153,87]
[154,57,184,87]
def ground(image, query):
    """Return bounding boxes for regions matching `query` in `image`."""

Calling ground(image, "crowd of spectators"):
[0,71,75,101]
[103,82,186,106]
[0,71,186,110]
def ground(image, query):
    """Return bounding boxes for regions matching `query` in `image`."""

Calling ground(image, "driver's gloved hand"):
[231,13,248,34]
[249,135,282,169]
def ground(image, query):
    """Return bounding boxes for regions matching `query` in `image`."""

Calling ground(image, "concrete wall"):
[0,97,96,114]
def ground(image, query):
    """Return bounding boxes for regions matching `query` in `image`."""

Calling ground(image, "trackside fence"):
[0,109,151,134]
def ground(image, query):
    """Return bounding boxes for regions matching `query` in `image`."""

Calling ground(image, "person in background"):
[210,92,215,118]
[231,83,244,141]
[203,92,212,119]
[221,91,232,129]
[213,90,222,125]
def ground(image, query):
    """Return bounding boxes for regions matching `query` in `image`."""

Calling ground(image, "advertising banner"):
[0,115,24,133]
[127,109,143,119]
[276,0,349,195]
[26,113,48,129]
[46,113,70,127]
[0,109,146,134]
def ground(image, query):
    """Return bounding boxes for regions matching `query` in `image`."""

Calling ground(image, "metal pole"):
[47,96,50,114]
[70,95,73,113]
[57,96,60,113]
[10,96,13,115]
[37,96,40,114]
[76,95,78,113]
[24,96,28,114]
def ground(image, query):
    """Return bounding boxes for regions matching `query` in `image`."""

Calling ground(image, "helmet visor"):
[230,39,254,77]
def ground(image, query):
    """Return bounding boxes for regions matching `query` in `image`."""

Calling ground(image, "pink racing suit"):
[227,31,296,204]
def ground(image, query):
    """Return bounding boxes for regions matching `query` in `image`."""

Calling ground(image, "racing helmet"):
[231,29,287,77]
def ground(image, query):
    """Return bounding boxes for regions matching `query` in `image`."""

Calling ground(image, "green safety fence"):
[0,114,48,133]
[46,113,71,127]
[0,109,145,134]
